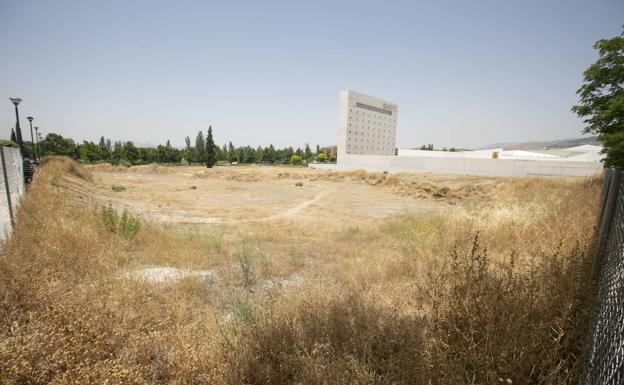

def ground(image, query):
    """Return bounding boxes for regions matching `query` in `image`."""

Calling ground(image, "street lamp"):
[8,97,24,155]
[34,126,40,162]
[27,116,35,160]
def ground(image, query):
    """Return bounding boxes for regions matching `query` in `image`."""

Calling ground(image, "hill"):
[477,136,599,151]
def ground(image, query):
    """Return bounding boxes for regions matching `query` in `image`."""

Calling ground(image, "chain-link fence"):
[583,168,624,385]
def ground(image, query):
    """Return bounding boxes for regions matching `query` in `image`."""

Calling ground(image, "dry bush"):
[423,234,594,385]
[224,290,427,385]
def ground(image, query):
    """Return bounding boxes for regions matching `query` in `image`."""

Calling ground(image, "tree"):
[317,152,328,163]
[290,154,302,165]
[122,141,139,164]
[205,126,217,168]
[10,129,16,143]
[572,33,624,167]
[111,141,124,163]
[227,142,236,162]
[304,143,313,162]
[263,144,276,164]
[80,141,101,162]
[195,131,205,163]
[40,133,78,158]
[98,136,111,160]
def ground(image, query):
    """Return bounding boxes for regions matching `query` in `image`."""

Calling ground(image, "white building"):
[338,90,398,156]
[320,90,603,177]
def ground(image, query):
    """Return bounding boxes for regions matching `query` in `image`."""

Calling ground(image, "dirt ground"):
[60,164,499,225]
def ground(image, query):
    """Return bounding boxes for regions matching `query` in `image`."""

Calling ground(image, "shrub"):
[290,155,302,165]
[317,152,328,163]
[101,204,140,239]
[190,185,197,190]
[424,233,593,384]
[228,291,427,384]
[0,140,19,148]
[295,181,304,187]
[111,185,125,192]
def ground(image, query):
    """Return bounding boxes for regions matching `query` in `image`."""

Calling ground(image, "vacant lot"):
[0,158,601,384]
[69,164,495,224]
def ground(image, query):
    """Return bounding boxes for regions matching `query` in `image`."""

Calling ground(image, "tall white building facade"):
[338,90,398,157]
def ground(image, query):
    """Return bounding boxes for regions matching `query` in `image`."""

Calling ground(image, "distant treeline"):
[32,127,336,166]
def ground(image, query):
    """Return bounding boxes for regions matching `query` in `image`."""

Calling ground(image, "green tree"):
[263,144,276,164]
[227,141,236,162]
[111,141,124,163]
[122,141,139,164]
[304,143,313,162]
[10,129,16,143]
[98,136,111,160]
[290,154,302,165]
[572,33,624,167]
[195,131,205,163]
[40,133,78,158]
[205,126,217,168]
[80,141,102,162]
[317,152,328,163]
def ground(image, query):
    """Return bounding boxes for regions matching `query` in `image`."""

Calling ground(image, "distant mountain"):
[476,136,600,151]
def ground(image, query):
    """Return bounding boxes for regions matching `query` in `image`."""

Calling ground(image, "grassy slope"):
[0,157,601,384]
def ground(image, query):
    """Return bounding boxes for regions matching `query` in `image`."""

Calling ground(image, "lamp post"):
[34,126,40,162]
[27,116,35,160]
[8,97,24,155]
[38,132,43,158]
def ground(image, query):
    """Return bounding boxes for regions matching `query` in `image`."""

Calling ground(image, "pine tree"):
[10,129,16,143]
[205,126,216,168]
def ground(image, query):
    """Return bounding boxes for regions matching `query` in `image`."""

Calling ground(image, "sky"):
[1,0,622,150]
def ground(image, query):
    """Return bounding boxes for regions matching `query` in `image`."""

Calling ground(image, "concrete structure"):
[0,146,24,242]
[316,153,602,176]
[338,90,397,156]
[328,90,604,177]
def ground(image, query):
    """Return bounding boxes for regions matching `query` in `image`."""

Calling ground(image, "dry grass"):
[0,157,601,384]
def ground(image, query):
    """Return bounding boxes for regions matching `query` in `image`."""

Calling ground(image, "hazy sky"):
[1,0,622,149]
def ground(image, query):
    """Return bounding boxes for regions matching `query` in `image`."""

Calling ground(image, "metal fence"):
[583,168,624,385]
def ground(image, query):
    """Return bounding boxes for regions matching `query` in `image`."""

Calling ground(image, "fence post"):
[0,146,15,230]
[592,168,620,279]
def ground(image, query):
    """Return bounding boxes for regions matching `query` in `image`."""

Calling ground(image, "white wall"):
[398,148,503,158]
[321,153,603,177]
[0,147,24,242]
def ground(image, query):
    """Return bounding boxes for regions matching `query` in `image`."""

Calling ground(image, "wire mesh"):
[583,168,624,385]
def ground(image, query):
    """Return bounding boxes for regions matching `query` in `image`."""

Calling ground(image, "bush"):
[317,152,328,163]
[290,155,302,165]
[101,204,140,239]
[424,234,593,384]
[0,140,19,148]
[328,154,337,163]
[295,181,304,187]
[229,292,427,384]
[111,185,125,192]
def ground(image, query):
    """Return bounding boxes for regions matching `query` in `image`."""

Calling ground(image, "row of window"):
[348,127,395,135]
